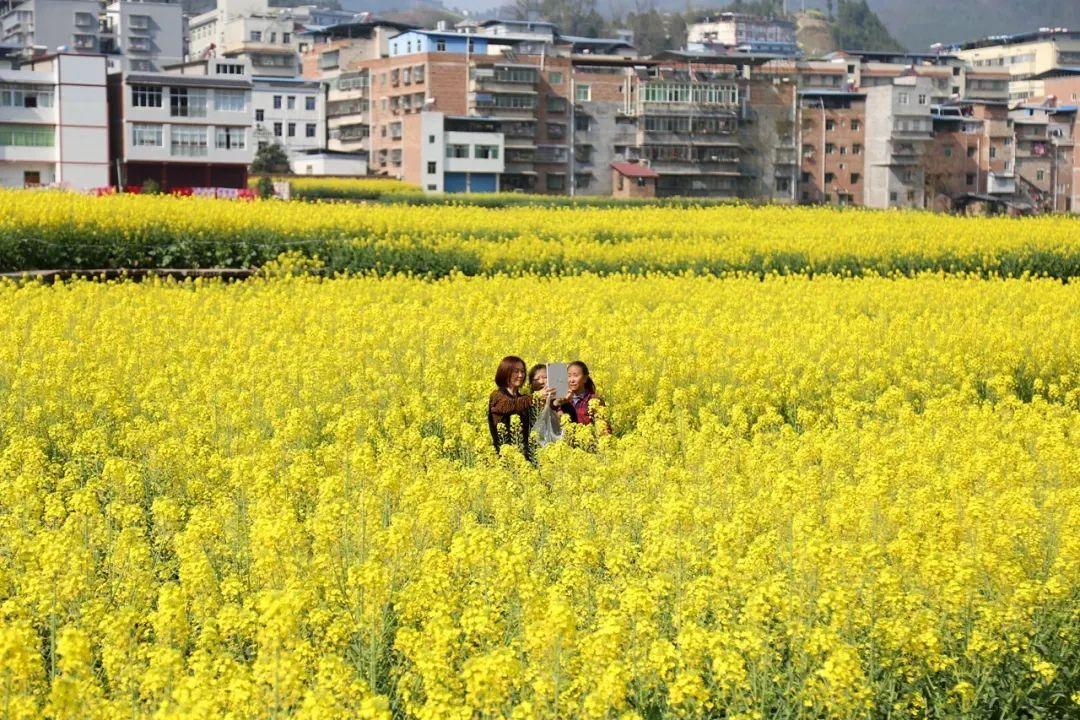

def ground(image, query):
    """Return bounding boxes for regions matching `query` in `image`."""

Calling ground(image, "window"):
[427,161,437,174]
[287,96,296,110]
[575,84,590,102]
[1037,169,1045,181]
[305,96,315,111]
[1,83,54,108]
[943,146,953,157]
[917,94,927,104]
[641,82,739,105]
[446,144,469,158]
[824,172,835,183]
[775,176,790,193]
[131,123,162,146]
[414,65,425,83]
[825,143,835,154]
[546,122,566,139]
[255,109,264,122]
[214,89,246,112]
[251,30,262,41]
[0,125,54,146]
[801,172,811,182]
[216,63,244,75]
[850,119,860,131]
[546,173,565,191]
[273,122,282,136]
[215,127,245,150]
[1003,137,1012,146]
[436,39,446,51]
[73,34,95,50]
[287,122,296,137]
[574,115,590,132]
[132,85,162,107]
[825,119,836,131]
[129,37,151,52]
[889,191,898,202]
[74,11,96,27]
[273,95,282,109]
[23,170,41,187]
[474,145,499,159]
[898,92,909,104]
[989,146,997,159]
[170,87,206,117]
[967,146,977,158]
[549,71,563,84]
[852,144,862,155]
[305,123,316,137]
[429,135,436,144]
[170,125,207,156]
[546,96,567,113]
[283,32,291,44]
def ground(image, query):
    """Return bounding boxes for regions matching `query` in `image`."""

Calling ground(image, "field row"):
[0,274,1078,718]
[2,190,1080,276]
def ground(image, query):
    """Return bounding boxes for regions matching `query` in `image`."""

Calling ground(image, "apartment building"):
[926,100,1014,210]
[0,52,108,188]
[252,75,324,154]
[0,0,102,53]
[798,89,865,205]
[863,75,934,209]
[101,0,183,72]
[686,13,798,56]
[420,112,503,192]
[108,57,253,189]
[951,28,1080,103]
[1011,100,1075,212]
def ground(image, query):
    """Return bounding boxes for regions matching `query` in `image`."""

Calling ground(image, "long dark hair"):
[494,355,527,390]
[569,360,596,394]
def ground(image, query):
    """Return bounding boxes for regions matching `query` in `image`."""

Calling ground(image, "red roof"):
[611,161,659,179]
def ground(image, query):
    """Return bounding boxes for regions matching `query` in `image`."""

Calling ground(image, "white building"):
[864,75,935,209]
[252,75,324,155]
[289,148,366,175]
[420,111,504,193]
[686,13,798,56]
[102,0,184,72]
[1,0,102,53]
[110,57,253,189]
[0,52,109,189]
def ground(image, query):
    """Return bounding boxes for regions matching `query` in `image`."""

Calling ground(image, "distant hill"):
[867,0,1080,50]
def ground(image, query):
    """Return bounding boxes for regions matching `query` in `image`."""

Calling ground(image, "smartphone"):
[546,362,568,398]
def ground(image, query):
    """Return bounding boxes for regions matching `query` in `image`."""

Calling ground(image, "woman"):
[528,363,561,446]
[488,356,539,457]
[558,361,605,426]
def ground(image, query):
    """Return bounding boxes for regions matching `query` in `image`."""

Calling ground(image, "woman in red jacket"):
[558,361,606,426]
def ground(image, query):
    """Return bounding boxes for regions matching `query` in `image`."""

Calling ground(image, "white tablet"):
[546,362,568,397]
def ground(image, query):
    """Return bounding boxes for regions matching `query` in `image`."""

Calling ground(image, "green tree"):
[832,0,904,51]
[250,142,291,174]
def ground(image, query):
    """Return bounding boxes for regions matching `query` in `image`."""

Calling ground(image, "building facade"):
[252,75,324,155]
[0,52,109,188]
[951,29,1080,104]
[108,57,253,189]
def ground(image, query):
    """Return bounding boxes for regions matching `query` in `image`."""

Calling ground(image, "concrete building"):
[289,148,366,175]
[926,100,1015,211]
[863,75,934,209]
[108,57,253,189]
[419,111,503,192]
[1011,100,1075,212]
[1,0,103,54]
[252,75,324,155]
[0,52,108,188]
[102,0,183,72]
[686,13,798,56]
[950,28,1080,104]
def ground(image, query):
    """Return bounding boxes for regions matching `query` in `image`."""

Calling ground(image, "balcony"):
[987,171,1016,194]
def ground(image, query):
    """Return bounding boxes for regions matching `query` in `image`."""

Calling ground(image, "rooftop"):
[611,161,659,179]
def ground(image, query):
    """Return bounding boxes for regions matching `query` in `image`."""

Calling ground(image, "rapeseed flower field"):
[1,270,1079,718]
[3,189,1080,277]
